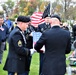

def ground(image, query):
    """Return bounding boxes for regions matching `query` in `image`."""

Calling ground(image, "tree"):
[0,11,4,15]
[13,0,50,16]
[1,0,14,16]
[23,0,42,15]
[52,1,63,15]
[60,0,76,20]
[40,1,49,12]
[1,4,7,11]
[18,0,27,14]
[51,0,76,20]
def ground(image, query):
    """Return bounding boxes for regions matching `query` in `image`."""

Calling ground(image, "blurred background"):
[0,0,76,22]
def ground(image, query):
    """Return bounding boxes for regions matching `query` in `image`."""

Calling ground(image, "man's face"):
[6,16,9,20]
[0,18,3,26]
[21,22,29,31]
[44,17,51,23]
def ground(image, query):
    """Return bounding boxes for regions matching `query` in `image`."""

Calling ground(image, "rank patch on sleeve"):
[18,40,22,47]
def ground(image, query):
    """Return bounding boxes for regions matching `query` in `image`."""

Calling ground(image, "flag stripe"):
[31,12,45,27]
[31,20,45,24]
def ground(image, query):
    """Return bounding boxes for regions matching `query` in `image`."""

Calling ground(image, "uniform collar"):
[45,22,50,25]
[16,26,22,31]
[46,23,49,25]
[51,26,60,29]
[16,26,25,33]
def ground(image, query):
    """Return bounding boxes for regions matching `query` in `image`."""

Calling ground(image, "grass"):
[0,50,8,75]
[0,48,39,75]
[0,44,75,75]
[30,53,39,75]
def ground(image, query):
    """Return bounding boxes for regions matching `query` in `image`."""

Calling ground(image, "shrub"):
[0,11,4,15]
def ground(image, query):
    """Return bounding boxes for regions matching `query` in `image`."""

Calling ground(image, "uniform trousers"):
[27,55,32,75]
[39,53,44,75]
[0,42,5,63]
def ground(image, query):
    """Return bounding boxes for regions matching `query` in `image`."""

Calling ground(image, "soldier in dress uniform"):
[35,14,71,75]
[3,16,31,75]
[24,17,36,75]
[37,14,51,75]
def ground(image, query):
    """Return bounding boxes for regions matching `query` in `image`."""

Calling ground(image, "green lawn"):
[0,45,75,75]
[0,50,8,75]
[0,49,39,75]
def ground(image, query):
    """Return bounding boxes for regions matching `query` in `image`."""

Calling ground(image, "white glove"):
[30,49,36,56]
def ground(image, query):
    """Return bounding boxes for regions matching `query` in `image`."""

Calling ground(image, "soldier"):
[24,17,36,75]
[3,16,32,75]
[37,14,51,75]
[35,14,71,75]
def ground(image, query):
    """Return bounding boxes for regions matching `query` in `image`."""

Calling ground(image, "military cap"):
[43,14,51,18]
[42,14,51,18]
[17,16,31,23]
[51,14,61,22]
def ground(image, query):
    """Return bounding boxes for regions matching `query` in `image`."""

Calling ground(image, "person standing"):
[62,22,69,31]
[72,21,76,41]
[0,15,9,64]
[3,16,31,75]
[24,18,37,75]
[34,14,71,75]
[4,15,14,32]
[37,15,51,75]
[4,15,14,50]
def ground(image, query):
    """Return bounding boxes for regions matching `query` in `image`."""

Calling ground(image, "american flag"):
[31,12,45,27]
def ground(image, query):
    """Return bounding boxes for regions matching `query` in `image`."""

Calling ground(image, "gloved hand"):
[30,49,36,56]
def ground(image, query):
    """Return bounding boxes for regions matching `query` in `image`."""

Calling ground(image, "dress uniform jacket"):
[24,25,36,49]
[3,26,30,73]
[37,22,51,33]
[34,26,71,75]
[37,22,51,75]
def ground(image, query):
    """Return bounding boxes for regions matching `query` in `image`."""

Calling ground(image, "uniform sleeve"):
[12,33,30,56]
[34,32,46,53]
[65,32,71,54]
[1,26,9,42]
[37,25,41,32]
[6,27,9,39]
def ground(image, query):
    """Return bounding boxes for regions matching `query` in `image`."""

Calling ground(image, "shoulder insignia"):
[18,40,22,47]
